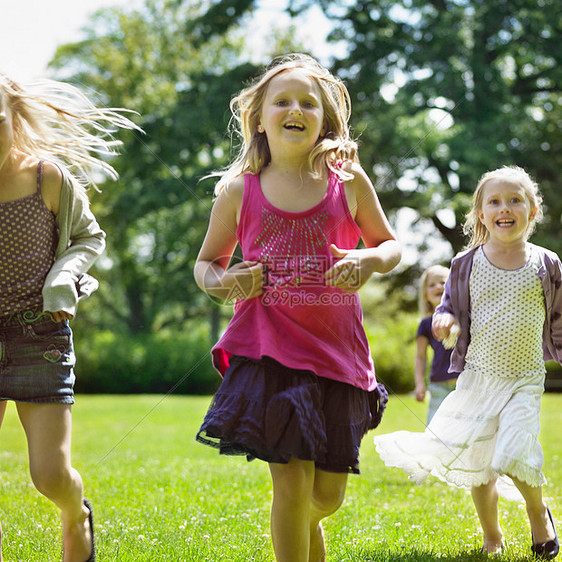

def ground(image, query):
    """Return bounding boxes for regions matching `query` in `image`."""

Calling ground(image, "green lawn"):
[0,393,560,561]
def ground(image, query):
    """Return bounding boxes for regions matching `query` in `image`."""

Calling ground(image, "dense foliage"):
[319,0,561,261]
[48,0,561,393]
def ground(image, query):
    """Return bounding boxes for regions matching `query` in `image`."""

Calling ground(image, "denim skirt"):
[197,355,388,474]
[0,310,76,404]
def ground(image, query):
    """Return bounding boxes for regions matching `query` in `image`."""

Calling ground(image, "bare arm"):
[194,178,264,301]
[414,335,429,401]
[325,163,401,291]
[41,161,63,215]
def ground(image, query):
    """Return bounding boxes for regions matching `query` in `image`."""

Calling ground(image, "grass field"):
[0,393,560,561]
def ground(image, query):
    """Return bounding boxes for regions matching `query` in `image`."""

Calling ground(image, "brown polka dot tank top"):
[0,161,58,316]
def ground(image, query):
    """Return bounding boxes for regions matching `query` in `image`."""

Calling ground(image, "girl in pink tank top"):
[0,73,139,562]
[194,54,401,562]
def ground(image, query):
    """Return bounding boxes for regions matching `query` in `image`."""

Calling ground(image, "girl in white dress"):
[374,166,560,558]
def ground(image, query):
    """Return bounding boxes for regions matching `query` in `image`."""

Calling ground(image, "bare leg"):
[471,479,503,554]
[269,458,315,562]
[308,469,348,562]
[510,476,555,545]
[16,403,92,562]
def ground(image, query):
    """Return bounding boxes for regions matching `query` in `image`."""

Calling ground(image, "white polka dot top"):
[464,245,546,377]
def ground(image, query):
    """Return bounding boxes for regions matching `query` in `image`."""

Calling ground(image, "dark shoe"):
[532,506,559,560]
[82,499,96,562]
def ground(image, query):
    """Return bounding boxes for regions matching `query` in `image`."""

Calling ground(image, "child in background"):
[194,53,401,562]
[0,74,138,562]
[375,166,560,558]
[414,265,459,423]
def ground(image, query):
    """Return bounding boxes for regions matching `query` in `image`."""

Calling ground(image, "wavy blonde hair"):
[213,53,359,194]
[0,74,140,191]
[464,165,544,248]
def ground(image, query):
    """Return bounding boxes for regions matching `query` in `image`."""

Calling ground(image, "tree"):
[50,0,312,336]
[50,0,260,334]
[52,0,562,329]
[310,0,561,259]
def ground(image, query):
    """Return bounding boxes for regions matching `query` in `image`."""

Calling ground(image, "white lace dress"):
[375,246,547,501]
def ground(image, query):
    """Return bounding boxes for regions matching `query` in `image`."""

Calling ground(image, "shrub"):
[72,313,420,396]
[366,312,418,394]
[73,327,220,395]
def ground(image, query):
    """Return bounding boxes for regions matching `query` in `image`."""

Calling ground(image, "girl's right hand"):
[414,383,427,402]
[220,260,264,301]
[50,310,74,322]
[432,313,460,348]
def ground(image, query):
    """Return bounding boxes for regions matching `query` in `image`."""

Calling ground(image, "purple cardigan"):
[434,244,562,373]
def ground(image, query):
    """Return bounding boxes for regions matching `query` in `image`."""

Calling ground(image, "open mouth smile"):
[284,121,305,131]
[496,218,515,227]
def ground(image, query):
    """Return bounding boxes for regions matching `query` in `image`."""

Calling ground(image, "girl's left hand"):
[324,244,368,292]
[50,310,74,322]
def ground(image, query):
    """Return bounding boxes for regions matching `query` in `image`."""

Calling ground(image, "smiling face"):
[425,270,447,309]
[477,178,537,246]
[258,68,325,158]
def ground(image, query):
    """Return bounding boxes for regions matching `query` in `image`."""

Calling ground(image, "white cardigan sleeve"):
[42,170,106,316]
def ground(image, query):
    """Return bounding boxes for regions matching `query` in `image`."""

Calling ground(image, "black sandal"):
[532,506,559,560]
[82,499,96,562]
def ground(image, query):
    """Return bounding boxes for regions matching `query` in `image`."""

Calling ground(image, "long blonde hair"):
[464,165,543,248]
[0,74,140,191]
[213,53,359,195]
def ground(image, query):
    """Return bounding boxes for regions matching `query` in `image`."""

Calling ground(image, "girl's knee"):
[30,463,74,498]
[312,474,347,517]
[312,485,345,517]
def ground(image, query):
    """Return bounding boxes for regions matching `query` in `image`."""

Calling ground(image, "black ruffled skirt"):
[196,355,388,474]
